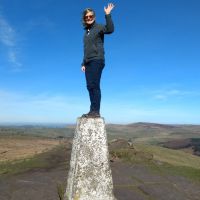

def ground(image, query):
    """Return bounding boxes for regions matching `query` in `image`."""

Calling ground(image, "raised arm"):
[103,3,115,34]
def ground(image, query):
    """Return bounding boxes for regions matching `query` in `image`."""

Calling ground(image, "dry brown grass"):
[134,143,200,169]
[0,136,61,162]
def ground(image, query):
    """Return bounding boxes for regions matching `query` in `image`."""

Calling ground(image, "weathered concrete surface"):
[65,117,116,200]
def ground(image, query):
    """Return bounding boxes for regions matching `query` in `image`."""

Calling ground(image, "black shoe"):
[82,111,100,118]
[81,112,90,118]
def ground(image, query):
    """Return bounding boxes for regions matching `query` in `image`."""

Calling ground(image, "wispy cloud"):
[0,89,87,123]
[0,14,22,71]
[152,89,200,100]
[102,102,200,124]
[0,88,200,124]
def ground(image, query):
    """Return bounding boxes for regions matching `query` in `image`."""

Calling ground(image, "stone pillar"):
[64,117,116,200]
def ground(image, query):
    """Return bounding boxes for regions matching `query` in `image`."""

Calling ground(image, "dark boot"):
[82,111,100,118]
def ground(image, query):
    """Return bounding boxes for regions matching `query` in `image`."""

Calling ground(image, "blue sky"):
[0,0,200,124]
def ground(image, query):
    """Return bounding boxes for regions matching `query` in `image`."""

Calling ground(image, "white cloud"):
[154,94,167,100]
[153,88,200,100]
[0,88,200,124]
[0,16,15,46]
[0,89,88,123]
[0,14,22,70]
[102,102,200,124]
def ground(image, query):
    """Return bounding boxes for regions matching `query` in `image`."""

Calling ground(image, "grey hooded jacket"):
[82,14,114,66]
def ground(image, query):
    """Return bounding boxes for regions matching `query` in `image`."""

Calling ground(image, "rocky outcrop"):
[64,117,116,200]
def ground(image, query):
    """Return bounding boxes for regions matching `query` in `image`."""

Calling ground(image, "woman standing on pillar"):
[81,3,115,118]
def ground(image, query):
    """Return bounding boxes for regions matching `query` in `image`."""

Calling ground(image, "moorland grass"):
[134,144,200,169]
[111,144,200,183]
[0,144,66,176]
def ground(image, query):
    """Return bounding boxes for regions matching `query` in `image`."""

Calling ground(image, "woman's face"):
[84,11,95,26]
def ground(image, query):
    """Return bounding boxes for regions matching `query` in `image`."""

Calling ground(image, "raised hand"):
[104,3,115,15]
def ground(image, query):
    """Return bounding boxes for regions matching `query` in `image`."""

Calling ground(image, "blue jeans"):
[85,59,105,113]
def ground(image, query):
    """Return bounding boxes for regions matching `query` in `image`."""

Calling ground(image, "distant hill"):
[1,122,200,156]
[0,126,74,138]
[106,122,200,157]
[106,122,200,139]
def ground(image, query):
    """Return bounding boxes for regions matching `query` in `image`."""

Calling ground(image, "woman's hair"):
[82,8,96,28]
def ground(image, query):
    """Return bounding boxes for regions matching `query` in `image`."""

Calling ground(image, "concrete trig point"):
[64,117,116,200]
